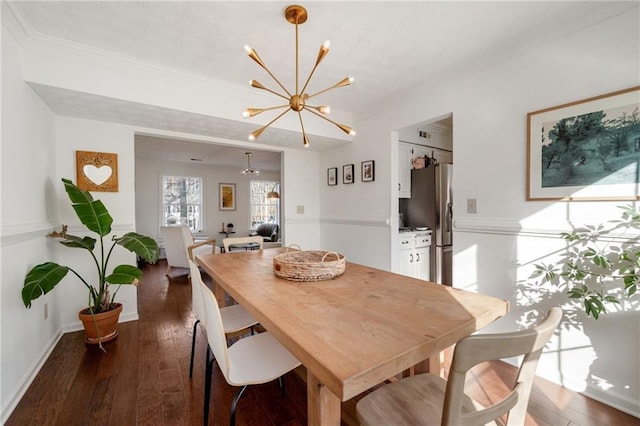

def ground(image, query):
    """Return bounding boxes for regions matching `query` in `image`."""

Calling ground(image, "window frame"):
[160,174,204,235]
[249,179,280,230]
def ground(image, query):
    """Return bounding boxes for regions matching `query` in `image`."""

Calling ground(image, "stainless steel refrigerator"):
[404,164,453,285]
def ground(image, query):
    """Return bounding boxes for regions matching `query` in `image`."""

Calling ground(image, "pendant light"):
[241,152,260,175]
[243,5,355,147]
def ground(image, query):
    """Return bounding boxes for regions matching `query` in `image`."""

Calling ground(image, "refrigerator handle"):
[445,202,453,233]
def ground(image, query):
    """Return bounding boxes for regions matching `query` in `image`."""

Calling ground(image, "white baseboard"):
[582,383,640,419]
[1,327,63,424]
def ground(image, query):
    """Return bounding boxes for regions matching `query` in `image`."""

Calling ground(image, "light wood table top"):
[197,248,509,425]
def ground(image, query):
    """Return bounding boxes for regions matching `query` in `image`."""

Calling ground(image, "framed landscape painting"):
[527,86,640,201]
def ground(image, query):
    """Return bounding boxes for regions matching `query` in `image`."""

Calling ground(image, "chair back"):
[188,259,206,324]
[223,236,264,253]
[161,225,195,269]
[191,260,231,380]
[443,307,563,426]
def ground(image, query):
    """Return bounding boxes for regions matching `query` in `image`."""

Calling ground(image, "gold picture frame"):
[76,151,118,192]
[219,183,236,210]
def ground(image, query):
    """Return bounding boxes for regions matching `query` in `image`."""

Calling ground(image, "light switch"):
[467,198,477,214]
[296,205,305,214]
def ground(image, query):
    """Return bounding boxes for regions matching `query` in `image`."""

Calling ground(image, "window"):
[162,176,203,233]
[250,180,279,229]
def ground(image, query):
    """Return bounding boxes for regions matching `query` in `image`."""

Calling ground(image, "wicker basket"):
[273,246,345,282]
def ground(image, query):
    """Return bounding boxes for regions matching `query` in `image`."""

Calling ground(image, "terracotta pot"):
[78,303,122,344]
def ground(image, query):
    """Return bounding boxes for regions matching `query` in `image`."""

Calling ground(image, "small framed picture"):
[219,183,236,210]
[327,167,338,186]
[343,164,354,184]
[361,160,375,182]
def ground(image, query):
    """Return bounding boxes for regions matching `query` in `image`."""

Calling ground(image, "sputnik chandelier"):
[243,4,355,147]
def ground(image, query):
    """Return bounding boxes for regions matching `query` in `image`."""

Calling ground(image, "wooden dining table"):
[196,248,509,426]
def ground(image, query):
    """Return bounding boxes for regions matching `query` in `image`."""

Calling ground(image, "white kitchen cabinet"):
[414,234,431,281]
[396,232,431,280]
[412,145,452,165]
[398,142,413,198]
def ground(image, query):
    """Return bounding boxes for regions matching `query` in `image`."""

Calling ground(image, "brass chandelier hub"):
[243,4,355,147]
[290,94,305,111]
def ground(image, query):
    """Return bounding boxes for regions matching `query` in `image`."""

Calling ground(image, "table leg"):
[307,371,341,426]
[212,281,227,307]
[413,350,444,376]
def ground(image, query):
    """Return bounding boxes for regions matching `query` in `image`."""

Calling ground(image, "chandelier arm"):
[297,112,310,147]
[252,84,290,101]
[251,108,292,140]
[248,49,293,98]
[300,42,330,95]
[304,107,354,135]
[245,104,290,118]
[300,64,320,97]
[305,77,353,100]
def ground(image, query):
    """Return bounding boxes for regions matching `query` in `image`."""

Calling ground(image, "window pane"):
[250,180,279,229]
[162,176,202,232]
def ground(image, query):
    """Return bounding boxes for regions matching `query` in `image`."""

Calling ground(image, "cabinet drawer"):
[397,236,414,249]
[415,235,431,247]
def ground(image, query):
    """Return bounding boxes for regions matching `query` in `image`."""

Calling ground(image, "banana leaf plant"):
[22,178,159,314]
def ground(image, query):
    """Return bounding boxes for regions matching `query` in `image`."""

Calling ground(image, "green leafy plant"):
[22,178,159,314]
[532,205,639,319]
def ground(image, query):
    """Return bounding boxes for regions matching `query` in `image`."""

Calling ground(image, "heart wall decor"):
[76,150,118,192]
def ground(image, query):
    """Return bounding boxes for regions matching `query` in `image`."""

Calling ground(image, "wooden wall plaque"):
[76,151,118,192]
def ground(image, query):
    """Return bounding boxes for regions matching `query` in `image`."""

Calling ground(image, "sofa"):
[250,223,279,243]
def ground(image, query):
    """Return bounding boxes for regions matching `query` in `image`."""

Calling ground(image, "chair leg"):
[230,385,248,426]
[204,345,213,426]
[189,319,200,378]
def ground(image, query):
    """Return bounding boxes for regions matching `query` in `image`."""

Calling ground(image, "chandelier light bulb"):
[318,105,331,114]
[242,110,251,118]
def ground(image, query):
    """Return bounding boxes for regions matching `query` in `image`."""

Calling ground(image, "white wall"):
[1,22,59,422]
[324,8,640,416]
[53,116,141,331]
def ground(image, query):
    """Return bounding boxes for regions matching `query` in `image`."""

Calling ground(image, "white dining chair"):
[222,235,264,253]
[357,307,563,426]
[160,225,215,277]
[187,260,258,379]
[197,261,301,426]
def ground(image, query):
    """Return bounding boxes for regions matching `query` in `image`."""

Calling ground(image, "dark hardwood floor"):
[6,260,638,425]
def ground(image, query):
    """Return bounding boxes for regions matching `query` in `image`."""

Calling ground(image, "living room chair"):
[187,260,258,379]
[356,307,563,426]
[249,223,279,242]
[222,235,264,253]
[198,262,300,426]
[160,225,215,277]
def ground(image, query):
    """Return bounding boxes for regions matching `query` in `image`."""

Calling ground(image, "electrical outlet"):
[467,198,477,214]
[44,302,48,320]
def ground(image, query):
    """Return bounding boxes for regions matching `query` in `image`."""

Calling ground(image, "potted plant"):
[531,205,639,319]
[22,178,159,347]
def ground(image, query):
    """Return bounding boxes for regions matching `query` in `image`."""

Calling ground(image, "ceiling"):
[6,1,635,168]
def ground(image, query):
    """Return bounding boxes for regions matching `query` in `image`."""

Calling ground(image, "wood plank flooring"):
[6,259,638,425]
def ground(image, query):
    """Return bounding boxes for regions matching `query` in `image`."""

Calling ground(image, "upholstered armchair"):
[160,225,215,277]
[249,223,279,242]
